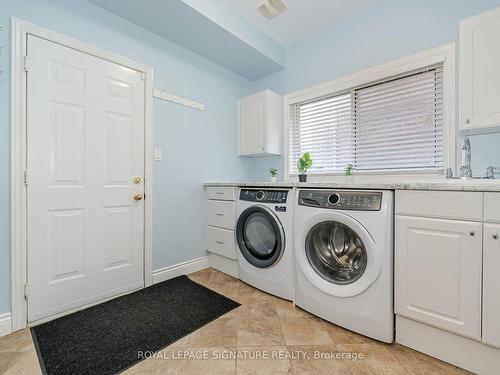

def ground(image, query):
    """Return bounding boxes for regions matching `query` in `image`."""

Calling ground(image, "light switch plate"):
[154,148,162,161]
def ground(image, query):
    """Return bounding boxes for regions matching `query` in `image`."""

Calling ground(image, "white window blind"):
[289,64,444,174]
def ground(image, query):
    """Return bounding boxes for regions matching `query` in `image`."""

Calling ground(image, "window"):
[288,64,445,175]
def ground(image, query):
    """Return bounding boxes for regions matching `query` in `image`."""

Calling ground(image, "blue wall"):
[249,0,500,181]
[0,0,256,313]
[3,0,500,315]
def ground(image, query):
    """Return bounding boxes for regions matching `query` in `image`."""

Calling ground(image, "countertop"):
[204,178,500,192]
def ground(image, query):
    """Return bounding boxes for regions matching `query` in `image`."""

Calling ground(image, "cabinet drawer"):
[207,226,237,260]
[206,187,236,201]
[395,216,482,340]
[396,190,482,221]
[207,200,235,230]
[484,193,500,223]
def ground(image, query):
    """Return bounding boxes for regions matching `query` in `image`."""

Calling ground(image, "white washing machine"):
[235,188,294,300]
[294,189,394,342]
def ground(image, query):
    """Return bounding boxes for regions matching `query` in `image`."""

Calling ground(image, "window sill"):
[286,172,447,184]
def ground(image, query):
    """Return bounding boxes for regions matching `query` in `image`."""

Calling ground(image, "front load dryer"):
[294,189,394,342]
[235,188,294,300]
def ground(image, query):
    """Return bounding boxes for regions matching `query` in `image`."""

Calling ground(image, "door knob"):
[133,193,143,201]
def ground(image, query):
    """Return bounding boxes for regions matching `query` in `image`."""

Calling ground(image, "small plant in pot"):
[344,163,354,176]
[269,168,278,183]
[297,152,313,182]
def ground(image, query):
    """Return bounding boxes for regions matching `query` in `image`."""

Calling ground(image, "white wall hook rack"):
[153,89,205,111]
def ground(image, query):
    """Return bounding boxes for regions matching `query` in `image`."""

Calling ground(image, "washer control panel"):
[298,190,382,211]
[240,189,288,203]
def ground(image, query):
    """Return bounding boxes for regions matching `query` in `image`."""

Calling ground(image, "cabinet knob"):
[493,233,499,240]
[466,119,471,124]
[469,230,475,237]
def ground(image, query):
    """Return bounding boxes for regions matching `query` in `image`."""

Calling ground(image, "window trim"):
[283,43,456,182]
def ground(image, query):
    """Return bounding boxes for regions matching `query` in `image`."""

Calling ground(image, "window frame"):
[283,43,456,182]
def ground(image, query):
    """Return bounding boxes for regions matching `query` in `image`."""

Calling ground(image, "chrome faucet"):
[485,166,495,179]
[485,166,499,179]
[460,137,472,179]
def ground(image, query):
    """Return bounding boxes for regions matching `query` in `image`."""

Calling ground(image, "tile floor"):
[0,268,471,374]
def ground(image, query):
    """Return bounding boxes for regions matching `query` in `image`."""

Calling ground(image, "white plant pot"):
[270,176,277,183]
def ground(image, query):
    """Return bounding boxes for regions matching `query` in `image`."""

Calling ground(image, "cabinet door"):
[483,223,500,349]
[460,7,500,132]
[395,216,482,340]
[239,92,266,155]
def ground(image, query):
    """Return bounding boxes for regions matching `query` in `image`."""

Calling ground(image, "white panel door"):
[483,223,500,349]
[460,6,500,131]
[239,91,265,155]
[395,216,482,340]
[27,35,145,322]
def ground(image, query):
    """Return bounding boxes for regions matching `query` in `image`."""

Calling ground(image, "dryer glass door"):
[236,206,284,268]
[305,221,367,284]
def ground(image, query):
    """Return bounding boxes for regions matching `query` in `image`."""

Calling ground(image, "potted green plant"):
[269,168,278,183]
[297,152,312,182]
[344,163,354,176]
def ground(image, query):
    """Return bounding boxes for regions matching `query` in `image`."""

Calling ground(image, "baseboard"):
[208,253,239,278]
[0,313,12,337]
[396,316,500,375]
[152,256,210,284]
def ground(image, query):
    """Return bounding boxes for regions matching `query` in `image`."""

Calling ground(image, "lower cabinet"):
[483,223,500,349]
[395,215,482,340]
[205,186,239,278]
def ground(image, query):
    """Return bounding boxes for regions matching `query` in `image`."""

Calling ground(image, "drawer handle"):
[215,213,224,217]
[216,240,224,245]
[493,233,499,240]
[469,230,475,237]
[215,192,225,195]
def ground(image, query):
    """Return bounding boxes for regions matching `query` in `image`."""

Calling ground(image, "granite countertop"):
[204,178,500,192]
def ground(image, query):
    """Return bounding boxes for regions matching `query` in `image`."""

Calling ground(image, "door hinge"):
[24,56,30,72]
[24,170,28,186]
[140,72,146,81]
[24,283,30,300]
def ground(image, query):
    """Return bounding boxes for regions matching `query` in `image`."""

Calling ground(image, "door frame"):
[11,18,154,331]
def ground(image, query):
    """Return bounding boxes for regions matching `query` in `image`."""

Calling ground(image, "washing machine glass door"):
[306,221,367,285]
[297,211,382,297]
[236,206,285,268]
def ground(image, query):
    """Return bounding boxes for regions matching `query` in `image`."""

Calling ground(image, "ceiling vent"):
[257,0,288,19]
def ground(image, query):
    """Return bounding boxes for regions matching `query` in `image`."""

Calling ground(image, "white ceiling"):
[218,0,378,47]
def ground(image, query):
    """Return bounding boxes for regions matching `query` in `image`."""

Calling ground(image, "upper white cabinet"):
[238,89,283,156]
[460,6,500,133]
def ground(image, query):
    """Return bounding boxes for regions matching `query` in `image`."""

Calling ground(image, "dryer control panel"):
[298,190,382,211]
[240,189,288,203]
